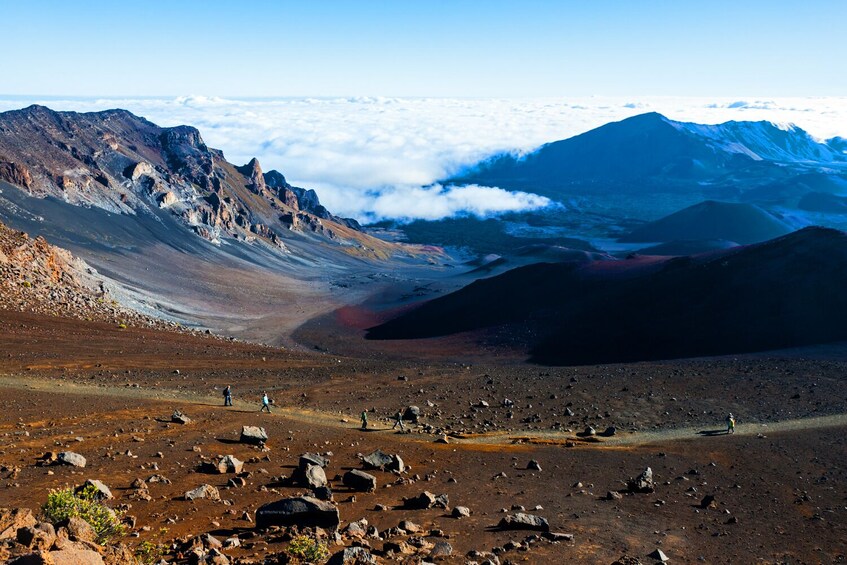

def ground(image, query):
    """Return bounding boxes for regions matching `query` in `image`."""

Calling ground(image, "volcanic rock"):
[56,452,86,468]
[75,479,112,501]
[342,470,377,492]
[627,467,655,493]
[184,484,220,501]
[497,513,550,532]
[255,496,340,530]
[0,508,37,539]
[239,426,267,445]
[362,449,404,472]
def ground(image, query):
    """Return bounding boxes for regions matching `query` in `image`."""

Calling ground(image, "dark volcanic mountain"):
[449,112,847,202]
[620,200,793,245]
[368,227,847,365]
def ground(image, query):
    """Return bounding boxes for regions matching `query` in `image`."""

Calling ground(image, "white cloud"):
[1,95,846,221]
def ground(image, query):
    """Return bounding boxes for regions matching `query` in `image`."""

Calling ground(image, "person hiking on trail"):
[223,385,232,407]
[726,413,736,434]
[260,391,272,413]
[391,410,405,431]
[361,410,368,430]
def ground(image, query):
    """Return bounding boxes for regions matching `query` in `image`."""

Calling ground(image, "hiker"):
[361,410,368,430]
[726,413,735,434]
[391,410,405,431]
[260,391,272,413]
[223,385,232,407]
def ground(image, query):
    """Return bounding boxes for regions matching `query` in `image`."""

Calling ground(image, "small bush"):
[288,534,330,563]
[117,322,127,329]
[21,280,31,288]
[42,485,126,544]
[135,539,166,564]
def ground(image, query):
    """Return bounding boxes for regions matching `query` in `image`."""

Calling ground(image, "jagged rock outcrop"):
[0,221,170,328]
[0,105,364,254]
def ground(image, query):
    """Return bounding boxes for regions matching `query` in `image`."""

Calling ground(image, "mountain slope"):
[450,112,845,200]
[619,200,794,244]
[0,106,441,341]
[367,227,847,364]
[0,105,366,252]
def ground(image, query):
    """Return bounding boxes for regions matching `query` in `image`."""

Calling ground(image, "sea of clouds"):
[1,95,845,222]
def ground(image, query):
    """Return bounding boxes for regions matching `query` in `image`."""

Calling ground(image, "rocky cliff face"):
[0,105,361,251]
[0,220,168,327]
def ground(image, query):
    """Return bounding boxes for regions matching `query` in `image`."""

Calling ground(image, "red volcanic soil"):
[0,309,846,563]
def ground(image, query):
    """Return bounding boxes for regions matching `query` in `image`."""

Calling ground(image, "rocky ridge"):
[0,220,176,329]
[0,105,363,253]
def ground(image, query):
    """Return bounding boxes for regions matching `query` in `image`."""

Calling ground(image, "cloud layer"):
[1,95,845,222]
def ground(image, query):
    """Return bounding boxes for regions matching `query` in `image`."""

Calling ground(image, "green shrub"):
[21,280,31,288]
[42,485,126,544]
[288,534,330,563]
[135,539,166,564]
[117,322,127,329]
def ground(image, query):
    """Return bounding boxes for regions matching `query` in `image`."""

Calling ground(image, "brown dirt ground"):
[0,310,846,564]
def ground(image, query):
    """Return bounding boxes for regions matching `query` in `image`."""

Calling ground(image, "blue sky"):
[1,0,844,97]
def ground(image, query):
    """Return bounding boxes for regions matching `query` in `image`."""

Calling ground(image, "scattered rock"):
[61,517,96,542]
[527,460,542,471]
[648,548,670,562]
[452,506,471,518]
[700,494,718,509]
[184,484,220,501]
[312,486,333,501]
[299,452,329,469]
[75,479,112,501]
[215,455,243,474]
[403,406,421,424]
[497,513,550,532]
[16,522,56,550]
[239,426,268,446]
[0,508,37,539]
[301,464,328,489]
[403,491,448,510]
[627,467,655,494]
[255,496,340,530]
[56,452,86,468]
[362,449,405,472]
[430,540,453,558]
[171,410,191,425]
[327,546,377,565]
[342,469,377,492]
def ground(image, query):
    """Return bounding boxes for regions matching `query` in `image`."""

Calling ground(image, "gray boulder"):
[56,452,86,468]
[498,512,550,532]
[627,467,655,493]
[255,496,340,529]
[430,541,453,558]
[239,426,267,445]
[362,449,405,473]
[327,546,377,565]
[75,479,112,501]
[343,469,377,492]
[184,484,220,501]
[215,455,243,474]
[402,406,421,424]
[403,490,448,510]
[171,410,191,424]
[299,452,329,470]
[302,464,328,489]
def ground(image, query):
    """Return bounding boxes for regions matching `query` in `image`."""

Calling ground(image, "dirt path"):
[2,373,846,449]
